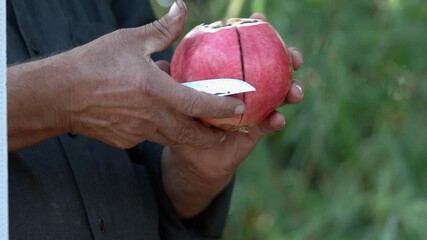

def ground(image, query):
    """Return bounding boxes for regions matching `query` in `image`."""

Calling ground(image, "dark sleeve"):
[112,0,172,62]
[127,142,234,240]
[112,0,155,29]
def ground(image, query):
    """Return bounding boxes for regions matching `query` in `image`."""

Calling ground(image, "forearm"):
[7,53,76,151]
[161,147,233,219]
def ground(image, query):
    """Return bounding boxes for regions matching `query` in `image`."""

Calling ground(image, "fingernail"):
[289,47,303,62]
[219,135,227,143]
[294,84,304,98]
[168,1,180,17]
[180,0,187,10]
[234,105,245,115]
[289,47,300,53]
[169,0,185,17]
[296,52,303,64]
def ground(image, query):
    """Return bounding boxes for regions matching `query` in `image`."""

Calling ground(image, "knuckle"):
[148,19,173,43]
[175,125,197,145]
[182,92,207,116]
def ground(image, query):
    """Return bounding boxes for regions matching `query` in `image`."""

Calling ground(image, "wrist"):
[55,50,83,134]
[7,52,80,150]
[38,52,77,134]
[161,147,233,219]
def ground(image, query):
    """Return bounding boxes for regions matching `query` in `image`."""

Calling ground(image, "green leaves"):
[150,0,427,238]
[224,1,427,239]
[251,0,265,14]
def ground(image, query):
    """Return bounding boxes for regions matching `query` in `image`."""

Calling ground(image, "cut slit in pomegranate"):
[171,18,292,133]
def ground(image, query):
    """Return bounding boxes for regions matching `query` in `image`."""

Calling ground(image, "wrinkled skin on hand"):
[162,13,304,219]
[65,0,244,149]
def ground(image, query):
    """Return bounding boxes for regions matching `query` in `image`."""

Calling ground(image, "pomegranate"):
[171,18,292,132]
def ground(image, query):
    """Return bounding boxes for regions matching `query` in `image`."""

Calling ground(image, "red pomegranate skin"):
[171,19,292,131]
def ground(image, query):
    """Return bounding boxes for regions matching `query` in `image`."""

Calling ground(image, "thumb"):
[155,60,170,74]
[140,0,187,55]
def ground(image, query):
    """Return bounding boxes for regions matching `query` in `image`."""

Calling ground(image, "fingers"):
[285,80,304,104]
[267,112,286,132]
[250,12,267,21]
[248,12,304,103]
[248,111,285,140]
[157,112,228,149]
[156,60,170,73]
[170,85,246,118]
[138,0,187,55]
[150,70,245,119]
[289,47,303,70]
[170,123,227,150]
[286,48,304,104]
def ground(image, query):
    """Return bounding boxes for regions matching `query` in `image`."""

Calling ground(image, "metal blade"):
[181,78,256,96]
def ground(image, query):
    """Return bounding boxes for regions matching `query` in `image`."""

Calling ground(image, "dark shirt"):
[7,0,232,239]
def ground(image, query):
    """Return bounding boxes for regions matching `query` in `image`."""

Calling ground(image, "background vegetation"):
[151,0,427,239]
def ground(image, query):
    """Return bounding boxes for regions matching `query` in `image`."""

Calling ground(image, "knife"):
[181,78,256,96]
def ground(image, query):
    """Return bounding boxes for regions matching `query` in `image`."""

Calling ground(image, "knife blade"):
[181,78,256,96]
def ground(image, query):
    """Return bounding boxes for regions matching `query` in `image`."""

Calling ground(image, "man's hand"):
[65,0,246,149]
[162,37,304,219]
[8,0,245,151]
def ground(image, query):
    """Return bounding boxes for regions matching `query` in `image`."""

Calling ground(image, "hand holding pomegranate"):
[162,13,304,218]
[8,0,247,151]
[66,0,251,149]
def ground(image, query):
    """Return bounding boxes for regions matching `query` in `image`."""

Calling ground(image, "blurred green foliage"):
[151,0,427,239]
